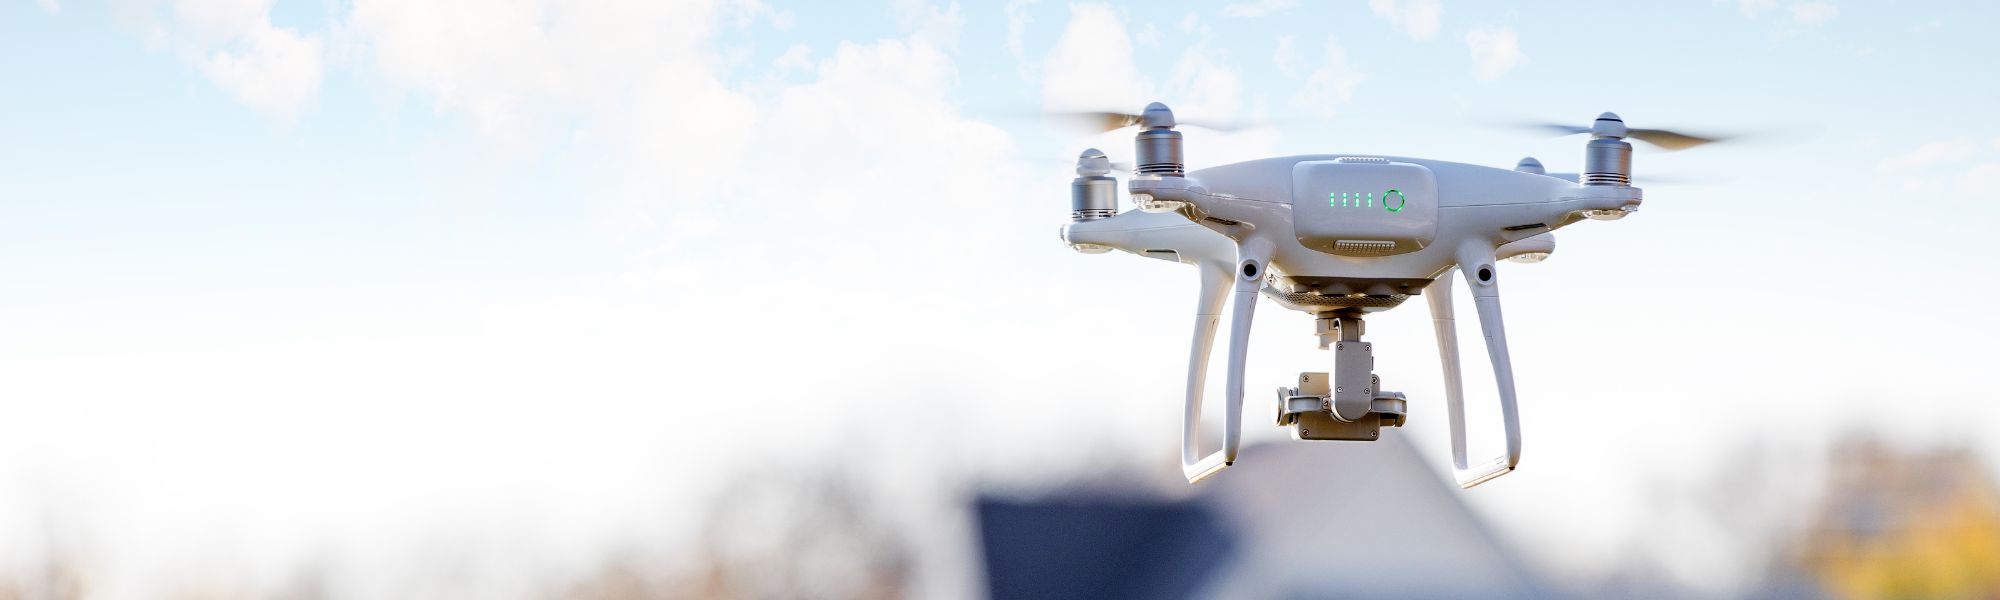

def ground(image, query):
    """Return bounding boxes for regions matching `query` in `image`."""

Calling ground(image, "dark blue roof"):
[976,497,1236,600]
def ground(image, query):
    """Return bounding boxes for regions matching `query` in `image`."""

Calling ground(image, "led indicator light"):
[1331,191,1404,211]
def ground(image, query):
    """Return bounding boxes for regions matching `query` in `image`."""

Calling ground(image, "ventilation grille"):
[1582,172,1631,186]
[1071,209,1117,221]
[1269,292,1410,308]
[1332,240,1398,256]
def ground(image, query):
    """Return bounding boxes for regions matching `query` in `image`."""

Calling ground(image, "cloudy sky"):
[4,0,1999,596]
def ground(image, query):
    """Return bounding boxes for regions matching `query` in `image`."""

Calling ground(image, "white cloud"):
[122,0,326,121]
[1004,0,1039,80]
[727,0,794,30]
[1220,0,1299,18]
[1003,0,1038,57]
[1961,163,2000,198]
[1739,0,1834,39]
[346,0,756,179]
[1369,0,1442,41]
[1177,11,1200,33]
[1791,1,1838,26]
[1738,0,1778,17]
[200,24,323,120]
[1879,138,1978,172]
[1041,4,1154,111]
[773,43,813,72]
[1156,35,1281,164]
[1466,25,1524,82]
[751,36,1019,234]
[1274,35,1299,74]
[35,0,58,14]
[1166,43,1244,122]
[1134,22,1160,47]
[1045,5,1245,133]
[340,0,1003,235]
[1039,3,1271,166]
[1880,138,1996,197]
[889,0,965,49]
[40,4,1050,593]
[1287,38,1363,118]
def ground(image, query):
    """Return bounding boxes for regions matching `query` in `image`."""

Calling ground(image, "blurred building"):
[976,435,1544,599]
[1784,439,2000,600]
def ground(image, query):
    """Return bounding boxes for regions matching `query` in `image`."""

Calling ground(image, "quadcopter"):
[1058,102,1718,487]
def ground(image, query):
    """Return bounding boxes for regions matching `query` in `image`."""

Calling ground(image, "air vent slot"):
[1331,240,1398,256]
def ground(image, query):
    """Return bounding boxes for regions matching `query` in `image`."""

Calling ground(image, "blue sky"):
[4,0,2000,596]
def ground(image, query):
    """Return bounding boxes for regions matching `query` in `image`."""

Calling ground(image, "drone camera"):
[1276,371,1408,442]
[1273,316,1408,441]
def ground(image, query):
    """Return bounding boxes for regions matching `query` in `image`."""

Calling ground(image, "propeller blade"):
[1046,110,1254,133]
[1173,118,1251,131]
[1544,172,1705,185]
[1529,123,1593,136]
[1626,128,1724,151]
[1054,111,1144,132]
[1033,156,1135,173]
[1520,120,1731,152]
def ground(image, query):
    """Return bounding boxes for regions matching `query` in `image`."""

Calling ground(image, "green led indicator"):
[1331,190,1405,211]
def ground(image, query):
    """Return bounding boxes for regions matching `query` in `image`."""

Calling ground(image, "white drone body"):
[1059,102,1666,487]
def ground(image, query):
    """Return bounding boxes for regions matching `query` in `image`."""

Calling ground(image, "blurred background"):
[3,0,1999,598]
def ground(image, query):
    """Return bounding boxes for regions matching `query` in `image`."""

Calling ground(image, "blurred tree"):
[560,466,912,600]
[1794,439,2000,600]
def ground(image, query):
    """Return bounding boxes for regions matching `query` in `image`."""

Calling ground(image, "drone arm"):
[1430,243,1524,489]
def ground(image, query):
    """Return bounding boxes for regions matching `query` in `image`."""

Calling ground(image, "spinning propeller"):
[1524,112,1732,151]
[1046,104,1257,133]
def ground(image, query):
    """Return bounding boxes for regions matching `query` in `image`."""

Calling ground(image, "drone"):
[1059,102,1719,487]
